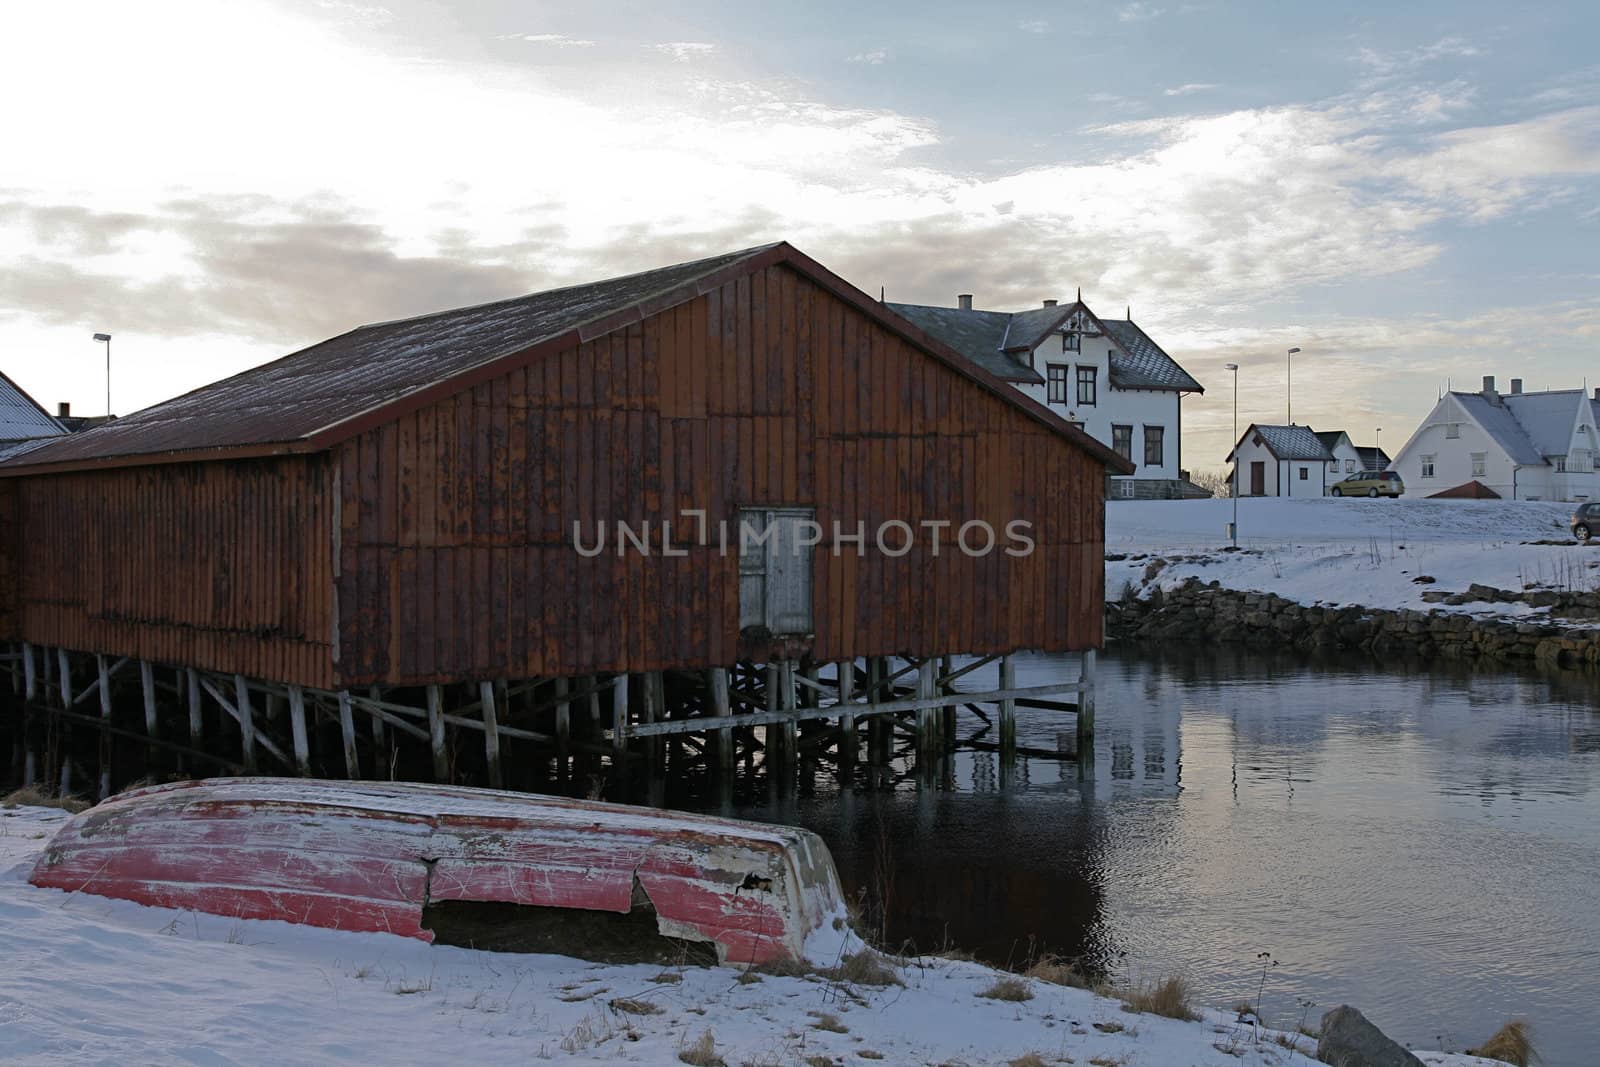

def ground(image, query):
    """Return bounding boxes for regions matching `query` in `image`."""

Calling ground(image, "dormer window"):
[1062,331,1079,352]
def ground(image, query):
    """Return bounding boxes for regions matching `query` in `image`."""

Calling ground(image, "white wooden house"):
[1225,423,1334,497]
[1392,376,1600,501]
[887,296,1204,498]
[0,369,65,460]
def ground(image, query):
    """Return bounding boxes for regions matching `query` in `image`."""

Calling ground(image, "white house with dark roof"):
[887,296,1204,498]
[1225,423,1334,497]
[0,369,65,461]
[1392,375,1600,501]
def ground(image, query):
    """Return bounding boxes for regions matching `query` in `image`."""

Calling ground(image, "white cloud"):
[1355,36,1483,76]
[1164,83,1216,96]
[847,49,890,65]
[656,41,716,62]
[1118,3,1164,22]
[496,33,596,47]
[1017,19,1050,34]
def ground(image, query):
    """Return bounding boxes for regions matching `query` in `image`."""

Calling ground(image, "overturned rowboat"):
[29,778,851,965]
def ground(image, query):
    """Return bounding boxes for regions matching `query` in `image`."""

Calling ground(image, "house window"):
[1345,459,1356,473]
[1471,452,1486,478]
[1555,456,1569,473]
[1143,425,1164,467]
[1421,455,1436,478]
[1445,423,1461,439]
[738,507,815,636]
[1575,450,1593,473]
[1047,364,1070,404]
[1298,467,1308,481]
[1117,479,1135,499]
[1076,365,1097,405]
[1112,424,1133,463]
[1062,331,1079,352]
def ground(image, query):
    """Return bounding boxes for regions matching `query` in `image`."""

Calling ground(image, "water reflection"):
[652,645,1600,1066]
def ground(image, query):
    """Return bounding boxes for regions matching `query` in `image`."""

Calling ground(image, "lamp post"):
[1286,346,1301,424]
[1226,362,1239,547]
[1374,427,1382,471]
[93,333,112,416]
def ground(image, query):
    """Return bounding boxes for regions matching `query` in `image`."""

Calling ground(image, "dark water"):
[662,647,1600,1066]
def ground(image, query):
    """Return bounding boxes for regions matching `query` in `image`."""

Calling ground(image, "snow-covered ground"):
[1107,498,1596,616]
[0,803,1496,1067]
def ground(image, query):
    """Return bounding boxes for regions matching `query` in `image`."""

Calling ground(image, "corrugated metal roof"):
[883,303,1041,382]
[0,370,64,442]
[1503,390,1583,457]
[1251,424,1333,461]
[1450,392,1543,465]
[6,245,780,468]
[1098,319,1204,392]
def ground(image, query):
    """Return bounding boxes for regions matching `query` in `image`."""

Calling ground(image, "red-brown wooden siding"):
[9,457,335,688]
[334,264,1105,686]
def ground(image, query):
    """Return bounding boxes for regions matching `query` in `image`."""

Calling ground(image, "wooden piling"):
[97,654,113,800]
[641,671,662,769]
[186,668,202,748]
[999,655,1017,761]
[709,667,733,774]
[140,660,158,739]
[837,661,857,765]
[554,676,571,762]
[426,684,448,782]
[611,672,629,766]
[288,685,311,776]
[367,686,388,780]
[1077,649,1096,747]
[337,690,359,778]
[22,643,35,701]
[57,649,72,707]
[479,680,503,789]
[915,658,938,763]
[234,674,257,773]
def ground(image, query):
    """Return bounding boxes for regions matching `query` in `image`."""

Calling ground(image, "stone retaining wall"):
[1107,577,1600,668]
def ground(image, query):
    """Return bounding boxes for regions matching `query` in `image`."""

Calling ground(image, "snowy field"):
[0,803,1498,1067]
[1107,498,1595,616]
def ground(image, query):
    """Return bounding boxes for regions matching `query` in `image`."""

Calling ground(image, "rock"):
[1411,574,1435,584]
[1316,1005,1424,1067]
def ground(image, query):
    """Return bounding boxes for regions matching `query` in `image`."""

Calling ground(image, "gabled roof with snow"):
[0,370,64,442]
[1503,390,1586,458]
[1449,392,1545,465]
[885,298,1202,394]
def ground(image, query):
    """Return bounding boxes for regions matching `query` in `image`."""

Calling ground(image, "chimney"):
[1594,387,1600,402]
[1042,299,1058,307]
[57,401,70,417]
[1510,378,1523,395]
[957,294,973,311]
[1482,375,1497,398]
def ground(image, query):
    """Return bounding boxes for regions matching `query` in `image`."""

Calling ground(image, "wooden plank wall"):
[12,457,335,688]
[337,263,1104,687]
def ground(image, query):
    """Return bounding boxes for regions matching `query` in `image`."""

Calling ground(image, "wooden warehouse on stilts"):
[0,242,1131,801]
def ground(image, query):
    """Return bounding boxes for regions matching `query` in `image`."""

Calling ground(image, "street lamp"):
[1286,347,1301,424]
[1374,427,1382,471]
[1226,362,1239,547]
[92,333,112,416]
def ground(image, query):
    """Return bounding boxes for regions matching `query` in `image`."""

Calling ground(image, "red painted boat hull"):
[29,779,849,964]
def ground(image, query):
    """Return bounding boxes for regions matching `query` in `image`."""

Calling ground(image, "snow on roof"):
[1503,390,1585,458]
[0,370,64,442]
[1450,392,1544,465]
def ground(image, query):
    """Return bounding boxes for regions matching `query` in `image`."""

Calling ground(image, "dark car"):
[1329,470,1404,498]
[1571,502,1600,540]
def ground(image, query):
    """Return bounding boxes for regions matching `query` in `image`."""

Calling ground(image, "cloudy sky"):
[3,0,1598,469]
